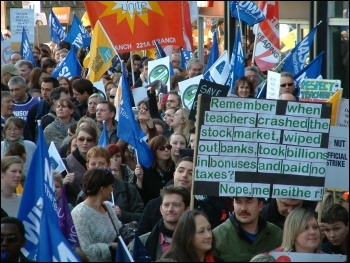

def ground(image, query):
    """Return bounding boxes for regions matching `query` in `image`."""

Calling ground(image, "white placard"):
[132,87,148,106]
[337,98,349,127]
[325,126,349,190]
[10,8,35,42]
[148,56,171,92]
[1,40,13,66]
[178,74,202,110]
[266,70,281,99]
[93,80,107,100]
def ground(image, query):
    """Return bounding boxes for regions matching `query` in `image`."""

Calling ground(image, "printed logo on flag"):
[99,46,113,62]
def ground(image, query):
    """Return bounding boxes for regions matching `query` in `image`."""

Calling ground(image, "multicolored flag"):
[20,27,37,67]
[49,9,67,44]
[84,2,191,52]
[253,1,280,71]
[64,14,91,49]
[52,47,82,80]
[117,63,154,169]
[88,20,116,82]
[229,1,265,26]
[282,22,321,76]
[227,28,245,94]
[17,122,80,261]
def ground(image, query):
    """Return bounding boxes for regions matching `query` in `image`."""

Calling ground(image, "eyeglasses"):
[110,95,115,99]
[6,128,20,133]
[77,137,94,143]
[246,75,258,79]
[157,145,172,151]
[280,82,294,88]
[1,235,19,244]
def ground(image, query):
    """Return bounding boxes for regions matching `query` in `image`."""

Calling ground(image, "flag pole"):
[111,191,115,205]
[251,23,259,66]
[134,148,139,165]
[130,51,135,86]
[235,2,245,60]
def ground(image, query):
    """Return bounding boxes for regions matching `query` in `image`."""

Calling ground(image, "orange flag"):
[84,1,189,53]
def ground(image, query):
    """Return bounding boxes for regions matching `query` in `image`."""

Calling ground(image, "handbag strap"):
[103,203,119,236]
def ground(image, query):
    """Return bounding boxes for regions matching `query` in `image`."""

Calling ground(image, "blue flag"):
[17,122,81,262]
[116,236,134,262]
[52,47,82,80]
[256,81,267,99]
[227,29,245,94]
[98,120,108,148]
[1,33,4,41]
[155,40,174,76]
[229,1,265,26]
[204,31,219,74]
[180,48,188,69]
[117,63,154,169]
[19,27,37,67]
[64,14,91,49]
[282,23,320,76]
[132,232,151,262]
[294,51,325,99]
[49,9,67,44]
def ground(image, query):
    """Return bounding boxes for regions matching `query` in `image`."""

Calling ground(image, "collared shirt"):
[159,232,172,255]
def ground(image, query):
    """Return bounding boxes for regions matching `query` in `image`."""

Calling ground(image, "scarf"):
[72,147,87,168]
[145,219,174,260]
[3,137,25,152]
[53,118,75,137]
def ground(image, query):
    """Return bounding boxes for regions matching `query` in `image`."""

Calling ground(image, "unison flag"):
[294,51,325,98]
[17,122,80,261]
[20,27,37,67]
[84,2,187,52]
[282,23,320,76]
[48,141,67,174]
[180,49,188,70]
[204,31,219,74]
[116,236,134,262]
[64,14,91,49]
[230,1,265,26]
[52,47,82,80]
[49,9,67,44]
[98,120,108,148]
[253,1,280,71]
[132,232,152,262]
[203,50,230,86]
[88,20,116,82]
[227,29,245,94]
[117,63,154,169]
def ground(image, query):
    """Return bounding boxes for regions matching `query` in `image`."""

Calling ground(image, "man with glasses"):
[244,66,265,96]
[279,71,296,97]
[1,217,33,262]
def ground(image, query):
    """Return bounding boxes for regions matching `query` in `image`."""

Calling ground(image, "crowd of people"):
[1,37,349,262]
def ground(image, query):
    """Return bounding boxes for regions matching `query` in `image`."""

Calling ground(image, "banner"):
[299,78,341,102]
[84,2,188,52]
[52,47,82,80]
[229,1,265,26]
[88,20,116,82]
[64,14,91,49]
[17,123,80,261]
[253,1,280,71]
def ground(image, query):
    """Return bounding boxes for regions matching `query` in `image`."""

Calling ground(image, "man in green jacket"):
[213,197,282,262]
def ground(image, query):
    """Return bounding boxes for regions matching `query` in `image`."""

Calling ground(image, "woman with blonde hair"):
[169,108,194,143]
[169,133,187,163]
[273,208,321,253]
[77,116,101,139]
[86,93,104,119]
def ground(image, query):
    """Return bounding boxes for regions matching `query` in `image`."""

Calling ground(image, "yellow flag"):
[81,12,91,27]
[88,20,116,82]
[326,89,343,126]
[83,51,90,68]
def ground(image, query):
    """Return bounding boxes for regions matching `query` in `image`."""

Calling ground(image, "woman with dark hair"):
[134,135,175,205]
[71,168,122,262]
[107,144,134,183]
[126,53,142,87]
[41,58,57,76]
[64,125,97,205]
[161,210,219,262]
[58,76,74,98]
[232,76,256,98]
[28,68,50,90]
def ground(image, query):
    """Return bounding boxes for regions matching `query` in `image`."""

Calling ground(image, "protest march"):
[1,1,349,262]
